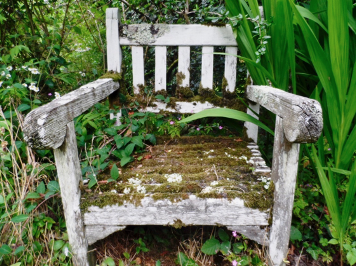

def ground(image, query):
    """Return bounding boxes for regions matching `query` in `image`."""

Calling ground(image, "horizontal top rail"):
[246,85,323,143]
[23,79,119,150]
[119,24,238,46]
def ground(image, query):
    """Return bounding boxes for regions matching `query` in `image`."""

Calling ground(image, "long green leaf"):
[296,5,328,33]
[341,160,356,236]
[312,146,342,238]
[179,108,274,135]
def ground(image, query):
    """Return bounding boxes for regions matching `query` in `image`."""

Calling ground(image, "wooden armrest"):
[246,85,323,143]
[23,78,119,149]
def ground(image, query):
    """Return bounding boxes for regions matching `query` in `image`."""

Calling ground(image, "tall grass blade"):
[341,161,356,235]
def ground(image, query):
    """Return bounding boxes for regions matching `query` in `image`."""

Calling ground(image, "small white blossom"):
[29,68,40,74]
[55,92,61,99]
[110,190,117,193]
[22,65,28,70]
[165,173,182,183]
[29,84,39,92]
[6,66,12,71]
[136,185,146,194]
[1,71,5,76]
[123,187,131,194]
[22,83,28,88]
[81,72,85,77]
[258,176,271,190]
[44,0,49,3]
[0,81,3,87]
[5,74,11,79]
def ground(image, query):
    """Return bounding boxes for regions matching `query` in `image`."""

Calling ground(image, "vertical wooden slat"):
[224,46,238,92]
[53,122,89,266]
[201,46,214,89]
[132,46,145,94]
[106,8,122,73]
[269,116,300,266]
[155,46,167,91]
[178,46,190,87]
[245,102,260,143]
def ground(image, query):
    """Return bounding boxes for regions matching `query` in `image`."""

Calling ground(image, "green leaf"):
[180,108,274,135]
[11,214,29,223]
[328,239,338,245]
[10,262,22,266]
[220,241,231,255]
[347,249,356,266]
[131,136,143,148]
[218,228,230,242]
[0,195,4,204]
[232,242,244,254]
[120,156,131,167]
[177,252,189,265]
[155,95,165,100]
[306,247,319,260]
[290,226,302,241]
[48,180,60,192]
[17,104,31,112]
[125,143,136,157]
[104,128,117,136]
[119,260,125,266]
[53,240,65,251]
[156,260,161,266]
[201,238,220,255]
[110,164,119,180]
[102,257,115,266]
[0,244,12,255]
[36,181,46,194]
[26,192,41,200]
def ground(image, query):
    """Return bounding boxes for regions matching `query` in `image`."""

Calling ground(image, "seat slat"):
[201,46,214,89]
[132,46,145,93]
[224,47,238,92]
[120,24,237,46]
[155,46,167,91]
[178,46,190,87]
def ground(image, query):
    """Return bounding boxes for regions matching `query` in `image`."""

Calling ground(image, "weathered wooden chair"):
[23,8,322,266]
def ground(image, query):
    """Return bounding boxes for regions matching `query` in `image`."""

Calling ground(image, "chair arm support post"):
[23,78,119,149]
[269,116,300,266]
[53,122,89,266]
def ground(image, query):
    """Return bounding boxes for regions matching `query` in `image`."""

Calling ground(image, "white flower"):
[258,176,271,190]
[22,66,28,70]
[22,83,28,88]
[81,72,85,77]
[29,84,39,92]
[55,92,61,99]
[0,81,2,87]
[136,185,146,194]
[165,173,182,183]
[5,74,11,79]
[210,181,219,186]
[30,68,40,74]
[44,0,49,3]
[201,186,213,193]
[110,190,117,193]
[123,187,131,194]
[1,71,5,76]
[6,66,12,71]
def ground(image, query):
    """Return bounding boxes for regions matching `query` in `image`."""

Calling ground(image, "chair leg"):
[268,116,300,266]
[54,122,89,266]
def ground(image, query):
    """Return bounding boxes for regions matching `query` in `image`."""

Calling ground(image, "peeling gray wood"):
[246,85,323,143]
[226,226,269,245]
[245,103,260,143]
[84,195,270,227]
[178,46,190,87]
[201,46,214,89]
[132,46,145,94]
[53,122,89,266]
[224,47,238,92]
[269,116,300,266]
[23,79,119,149]
[106,8,122,72]
[120,24,237,46]
[86,225,126,245]
[144,101,215,114]
[155,46,167,91]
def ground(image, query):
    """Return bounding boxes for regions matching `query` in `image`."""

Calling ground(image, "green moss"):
[172,219,186,229]
[100,71,123,82]
[80,136,273,214]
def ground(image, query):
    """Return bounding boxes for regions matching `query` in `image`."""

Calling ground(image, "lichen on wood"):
[120,24,170,45]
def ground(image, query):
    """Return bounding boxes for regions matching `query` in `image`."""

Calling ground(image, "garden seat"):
[23,8,323,266]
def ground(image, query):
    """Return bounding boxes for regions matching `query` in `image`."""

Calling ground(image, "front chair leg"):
[269,116,300,266]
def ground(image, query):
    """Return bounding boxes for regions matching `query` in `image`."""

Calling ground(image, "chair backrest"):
[106,8,238,95]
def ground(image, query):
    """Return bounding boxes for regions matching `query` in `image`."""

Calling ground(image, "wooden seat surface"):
[81,136,272,245]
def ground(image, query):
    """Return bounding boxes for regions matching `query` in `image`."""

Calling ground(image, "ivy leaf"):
[290,226,302,241]
[110,164,119,180]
